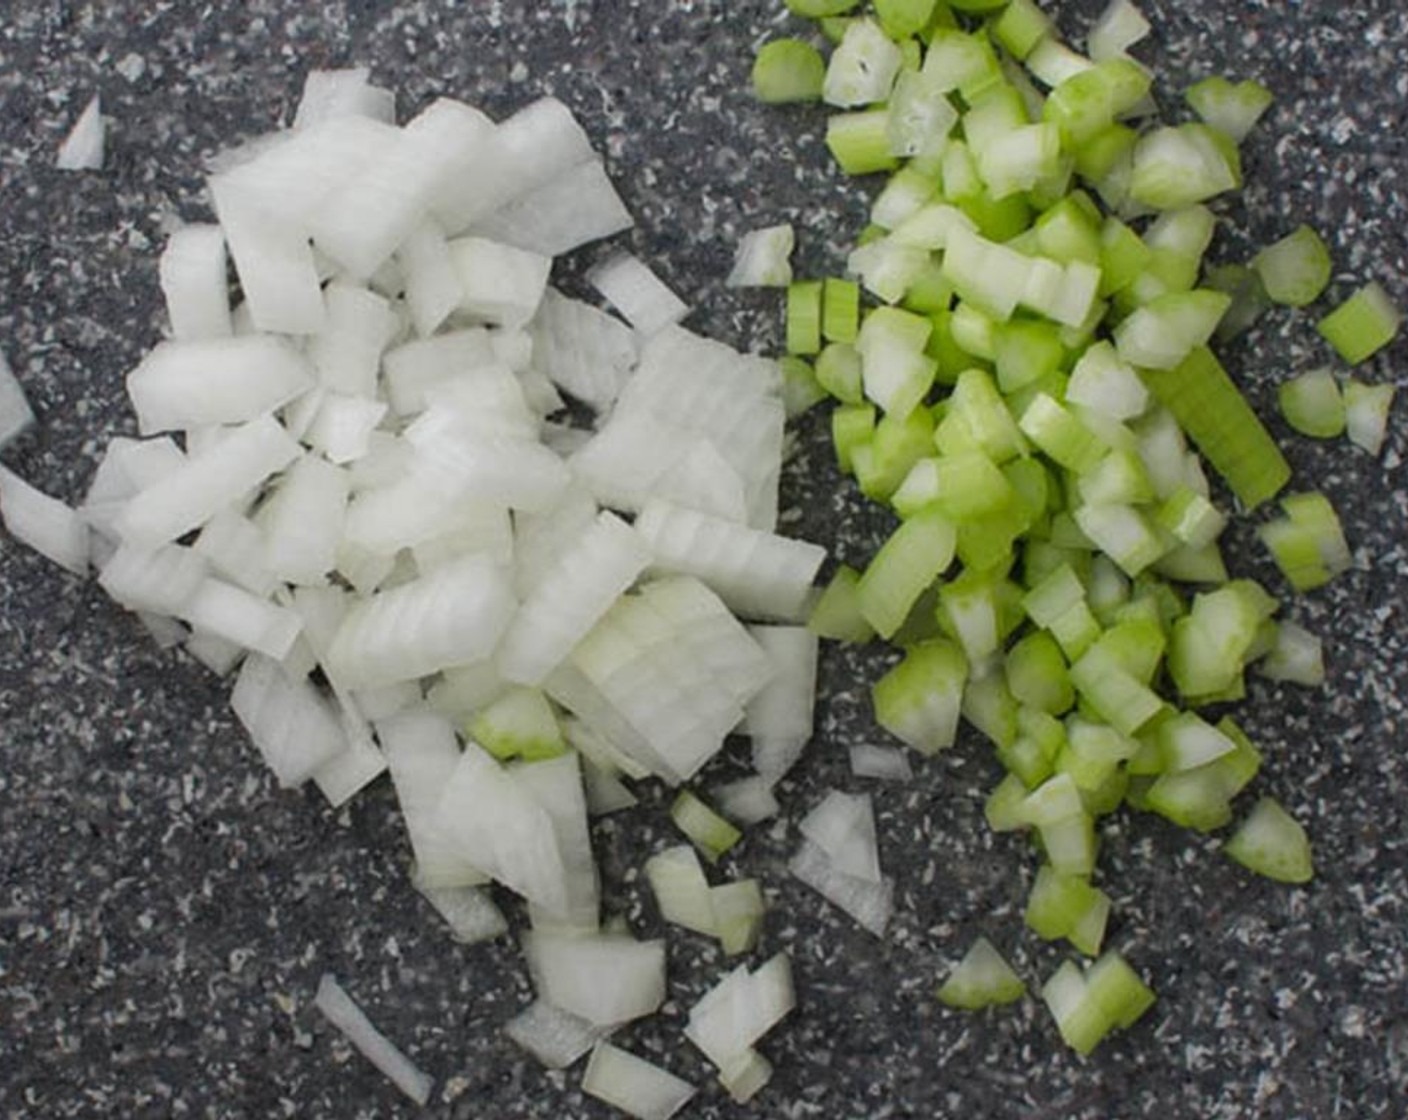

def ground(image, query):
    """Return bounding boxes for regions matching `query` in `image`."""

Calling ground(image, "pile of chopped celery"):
[753,0,1399,1055]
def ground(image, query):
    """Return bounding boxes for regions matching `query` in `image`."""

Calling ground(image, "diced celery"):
[824,18,904,108]
[1252,225,1331,307]
[779,355,828,418]
[985,771,1033,831]
[809,564,878,643]
[753,39,827,104]
[1019,394,1106,473]
[1257,491,1351,592]
[872,637,969,753]
[824,278,862,343]
[827,110,902,175]
[1041,959,1110,1056]
[1257,620,1324,687]
[961,670,1020,750]
[1317,281,1401,365]
[1278,368,1345,439]
[1185,75,1274,144]
[936,936,1026,1009]
[832,402,877,473]
[858,506,957,638]
[671,791,743,863]
[1343,380,1395,456]
[937,568,1004,661]
[817,342,865,403]
[1084,951,1156,1029]
[1140,346,1290,509]
[1005,631,1074,714]
[1224,796,1313,884]
[786,0,862,15]
[1043,58,1151,148]
[1128,123,1240,210]
[857,408,938,501]
[787,280,824,355]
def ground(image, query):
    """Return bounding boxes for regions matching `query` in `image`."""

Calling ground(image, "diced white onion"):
[582,1042,695,1120]
[0,466,90,576]
[587,253,689,337]
[0,349,35,449]
[55,94,104,171]
[314,974,434,1107]
[158,224,232,341]
[505,999,608,1070]
[523,929,667,1026]
[230,653,345,786]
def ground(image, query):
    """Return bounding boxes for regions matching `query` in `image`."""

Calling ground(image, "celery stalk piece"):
[786,0,862,15]
[1005,631,1074,714]
[1084,951,1156,1029]
[1252,225,1331,307]
[727,224,795,288]
[1343,380,1395,456]
[671,791,743,864]
[1224,797,1314,883]
[1278,368,1345,439]
[824,19,904,108]
[1024,864,1104,941]
[887,69,960,160]
[711,878,767,956]
[779,355,828,418]
[809,564,878,643]
[1128,124,1240,210]
[752,39,827,104]
[1139,346,1290,509]
[993,0,1052,61]
[1019,394,1106,473]
[1317,281,1402,364]
[986,772,1033,831]
[1114,289,1231,371]
[827,110,900,175]
[1042,58,1151,148]
[819,343,865,403]
[872,638,969,754]
[937,936,1027,1009]
[823,279,862,343]
[1087,0,1151,62]
[787,280,824,355]
[1257,620,1324,686]
[832,402,876,473]
[1257,491,1352,592]
[875,0,939,39]
[857,506,957,638]
[1185,76,1274,144]
[1041,959,1111,1055]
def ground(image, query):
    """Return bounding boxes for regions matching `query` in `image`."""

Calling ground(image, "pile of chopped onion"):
[0,66,825,1110]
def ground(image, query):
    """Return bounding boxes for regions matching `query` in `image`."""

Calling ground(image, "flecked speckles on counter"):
[2,1,1407,1118]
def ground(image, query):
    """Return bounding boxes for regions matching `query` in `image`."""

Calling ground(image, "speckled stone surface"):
[2,2,1406,1117]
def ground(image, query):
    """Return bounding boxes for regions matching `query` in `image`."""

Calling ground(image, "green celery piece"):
[1317,281,1401,365]
[937,936,1026,1009]
[823,278,862,343]
[858,505,957,637]
[994,319,1067,393]
[808,564,878,643]
[1035,192,1103,265]
[872,637,969,754]
[1252,225,1331,307]
[1168,581,1276,698]
[1005,631,1074,714]
[1224,796,1313,884]
[1278,368,1345,439]
[1185,75,1274,144]
[1129,123,1241,210]
[1019,394,1106,473]
[786,0,861,15]
[670,791,742,863]
[937,567,1007,660]
[1024,863,1102,940]
[1139,345,1290,510]
[827,110,901,175]
[902,262,956,316]
[779,355,828,418]
[1085,951,1157,1030]
[934,450,1015,520]
[1343,380,1395,455]
[787,280,824,355]
[961,670,1020,750]
[1043,58,1152,148]
[817,342,865,403]
[1068,646,1164,736]
[997,727,1058,789]
[985,771,1032,831]
[1038,812,1099,880]
[752,39,827,104]
[857,407,937,502]
[874,0,938,40]
[1057,718,1137,791]
[993,0,1051,60]
[1206,262,1271,341]
[1042,960,1112,1056]
[944,367,1026,462]
[831,402,876,473]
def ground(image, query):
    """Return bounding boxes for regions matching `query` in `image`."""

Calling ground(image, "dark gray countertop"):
[2,2,1405,1117]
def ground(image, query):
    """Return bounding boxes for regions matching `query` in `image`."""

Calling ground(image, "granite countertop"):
[2,1,1406,1117]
